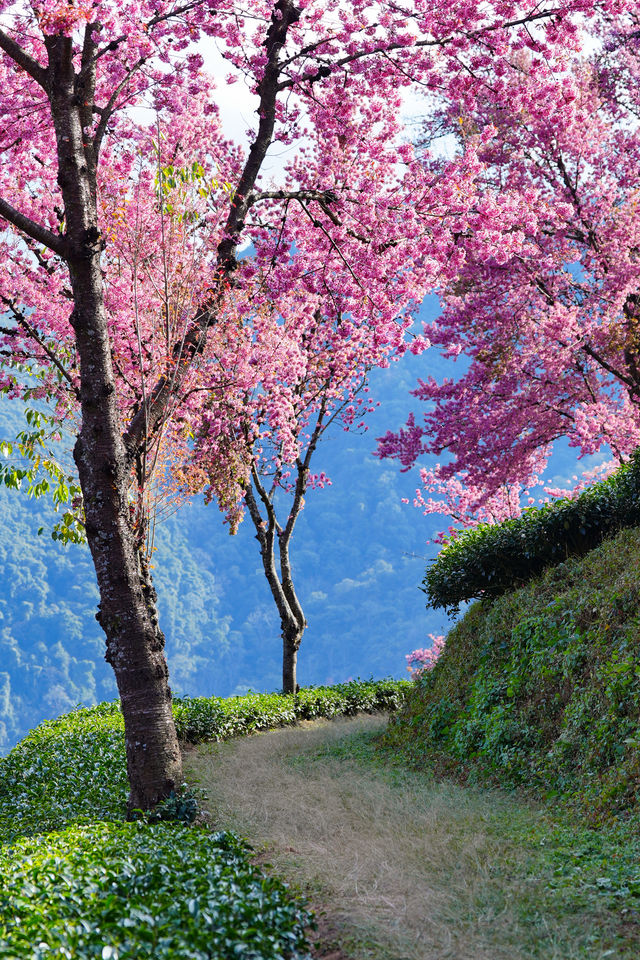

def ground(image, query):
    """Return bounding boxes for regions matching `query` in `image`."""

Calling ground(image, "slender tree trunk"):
[46,35,182,812]
[282,620,304,695]
[278,533,306,694]
[243,480,307,694]
[241,401,330,697]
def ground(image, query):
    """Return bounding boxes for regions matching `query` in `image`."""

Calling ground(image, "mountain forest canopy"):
[0,0,625,808]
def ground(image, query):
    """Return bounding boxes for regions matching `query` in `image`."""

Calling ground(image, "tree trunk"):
[68,239,182,813]
[46,35,182,812]
[243,482,308,695]
[282,621,304,695]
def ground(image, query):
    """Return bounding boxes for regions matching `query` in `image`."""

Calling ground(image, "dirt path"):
[183,714,618,960]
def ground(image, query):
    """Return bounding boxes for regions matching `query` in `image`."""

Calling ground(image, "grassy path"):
[184,714,633,960]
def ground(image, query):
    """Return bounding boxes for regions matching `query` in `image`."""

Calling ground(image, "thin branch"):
[298,199,366,292]
[124,0,300,467]
[86,0,207,71]
[278,9,562,90]
[93,58,147,156]
[245,468,297,629]
[250,460,279,531]
[1,297,79,398]
[581,341,640,397]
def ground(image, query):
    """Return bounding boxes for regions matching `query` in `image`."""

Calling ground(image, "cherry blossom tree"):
[0,0,606,809]
[188,292,411,695]
[377,6,640,539]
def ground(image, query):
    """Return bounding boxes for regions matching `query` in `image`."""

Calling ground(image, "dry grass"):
[184,715,614,960]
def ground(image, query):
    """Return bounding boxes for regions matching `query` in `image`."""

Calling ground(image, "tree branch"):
[0,196,69,259]
[93,58,147,156]
[124,0,301,467]
[248,187,339,208]
[244,473,294,625]
[0,27,46,88]
[1,297,79,398]
[278,8,564,90]
[581,341,640,398]
[86,0,207,70]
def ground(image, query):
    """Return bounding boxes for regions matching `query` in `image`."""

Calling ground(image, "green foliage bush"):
[173,678,410,743]
[386,527,640,820]
[0,679,407,959]
[424,452,640,612]
[0,825,308,960]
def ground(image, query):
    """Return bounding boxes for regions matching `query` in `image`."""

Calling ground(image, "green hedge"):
[424,452,640,612]
[0,679,408,960]
[173,678,410,743]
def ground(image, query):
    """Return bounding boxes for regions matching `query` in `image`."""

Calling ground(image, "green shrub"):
[424,452,640,612]
[142,786,199,824]
[173,678,410,744]
[0,824,310,960]
[386,526,640,819]
[0,679,408,959]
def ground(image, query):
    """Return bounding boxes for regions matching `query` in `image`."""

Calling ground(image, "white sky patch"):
[335,557,394,591]
[197,36,260,152]
[197,35,307,186]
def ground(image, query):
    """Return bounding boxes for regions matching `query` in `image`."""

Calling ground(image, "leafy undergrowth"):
[387,526,640,816]
[173,678,410,744]
[384,526,640,921]
[0,679,407,959]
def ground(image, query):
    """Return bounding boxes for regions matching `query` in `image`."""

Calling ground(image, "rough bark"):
[278,526,306,694]
[43,33,182,811]
[282,622,304,695]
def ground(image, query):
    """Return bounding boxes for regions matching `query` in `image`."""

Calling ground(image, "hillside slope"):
[385,525,640,822]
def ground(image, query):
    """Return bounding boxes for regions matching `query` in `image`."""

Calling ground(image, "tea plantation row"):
[0,679,408,960]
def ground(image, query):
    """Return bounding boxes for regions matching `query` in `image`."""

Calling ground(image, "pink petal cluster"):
[0,0,627,528]
[378,4,640,536]
[406,634,446,677]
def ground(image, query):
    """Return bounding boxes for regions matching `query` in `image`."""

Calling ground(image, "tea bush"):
[173,678,410,743]
[0,679,407,959]
[424,451,640,612]
[0,825,309,960]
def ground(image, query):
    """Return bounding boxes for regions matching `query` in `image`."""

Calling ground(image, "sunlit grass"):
[187,715,640,960]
